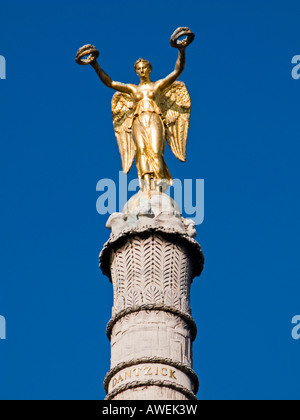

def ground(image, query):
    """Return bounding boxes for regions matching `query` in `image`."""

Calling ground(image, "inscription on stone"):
[111,366,178,389]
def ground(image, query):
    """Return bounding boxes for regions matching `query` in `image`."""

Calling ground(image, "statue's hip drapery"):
[132,111,172,184]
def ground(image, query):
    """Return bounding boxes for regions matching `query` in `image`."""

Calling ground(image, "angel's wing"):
[111,92,136,174]
[160,81,191,162]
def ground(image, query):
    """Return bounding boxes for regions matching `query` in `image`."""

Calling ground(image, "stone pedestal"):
[100,192,204,400]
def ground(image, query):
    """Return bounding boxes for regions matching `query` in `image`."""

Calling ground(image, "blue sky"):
[0,0,299,400]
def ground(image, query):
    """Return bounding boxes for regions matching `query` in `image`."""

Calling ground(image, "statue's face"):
[135,62,151,78]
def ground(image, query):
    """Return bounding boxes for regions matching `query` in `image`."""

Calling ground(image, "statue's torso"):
[133,83,162,117]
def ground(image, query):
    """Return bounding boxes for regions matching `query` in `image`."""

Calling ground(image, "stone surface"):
[109,311,193,368]
[106,190,196,239]
[106,211,196,239]
[123,190,181,218]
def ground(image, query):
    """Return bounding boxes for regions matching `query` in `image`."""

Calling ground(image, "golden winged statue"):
[76,27,195,191]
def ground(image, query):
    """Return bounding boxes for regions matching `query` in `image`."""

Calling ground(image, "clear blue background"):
[0,0,299,400]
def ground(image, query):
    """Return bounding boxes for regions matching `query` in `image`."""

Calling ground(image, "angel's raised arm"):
[91,61,134,95]
[155,48,186,93]
[75,45,135,95]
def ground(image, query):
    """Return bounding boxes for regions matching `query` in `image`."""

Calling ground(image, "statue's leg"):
[149,114,166,181]
[132,117,152,190]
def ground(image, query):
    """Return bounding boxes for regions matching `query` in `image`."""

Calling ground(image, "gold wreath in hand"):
[170,27,195,49]
[75,44,99,65]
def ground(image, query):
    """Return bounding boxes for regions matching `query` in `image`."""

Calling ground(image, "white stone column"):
[100,193,204,400]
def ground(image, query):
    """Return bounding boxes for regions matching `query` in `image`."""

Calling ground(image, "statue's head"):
[134,58,152,78]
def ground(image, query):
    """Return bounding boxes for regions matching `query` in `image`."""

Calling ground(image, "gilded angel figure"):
[76,27,195,191]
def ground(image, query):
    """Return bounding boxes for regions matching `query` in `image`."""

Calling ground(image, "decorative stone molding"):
[105,380,198,401]
[106,305,198,342]
[100,215,204,280]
